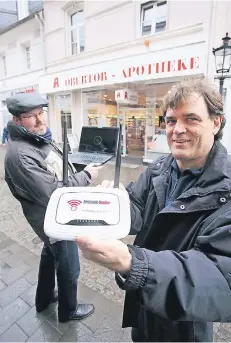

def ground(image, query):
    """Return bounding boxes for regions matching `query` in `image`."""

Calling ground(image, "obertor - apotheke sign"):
[39,45,205,94]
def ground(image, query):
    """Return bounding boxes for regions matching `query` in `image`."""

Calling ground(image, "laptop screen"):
[79,127,119,154]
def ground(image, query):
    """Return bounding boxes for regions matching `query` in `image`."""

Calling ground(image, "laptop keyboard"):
[79,154,108,162]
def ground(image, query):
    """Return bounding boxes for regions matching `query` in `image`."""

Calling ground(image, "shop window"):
[71,10,84,55]
[140,1,167,36]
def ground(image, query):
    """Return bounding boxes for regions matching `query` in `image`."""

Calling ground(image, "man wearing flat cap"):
[4,92,100,322]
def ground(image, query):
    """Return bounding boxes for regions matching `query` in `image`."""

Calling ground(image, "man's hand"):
[98,180,126,190]
[84,163,102,180]
[76,236,132,273]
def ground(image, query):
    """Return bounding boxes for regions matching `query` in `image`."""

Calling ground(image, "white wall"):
[85,1,136,51]
[0,17,43,77]
[167,1,211,31]
[0,15,44,92]
[43,0,66,64]
[43,0,213,69]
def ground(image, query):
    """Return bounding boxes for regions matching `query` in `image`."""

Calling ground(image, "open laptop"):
[69,126,119,166]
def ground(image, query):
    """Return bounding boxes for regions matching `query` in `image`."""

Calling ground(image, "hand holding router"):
[44,123,131,241]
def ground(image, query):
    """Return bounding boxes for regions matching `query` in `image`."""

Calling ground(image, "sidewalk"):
[0,232,131,342]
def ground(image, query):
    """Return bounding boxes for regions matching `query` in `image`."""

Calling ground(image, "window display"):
[55,94,72,142]
[82,83,174,157]
[146,103,170,154]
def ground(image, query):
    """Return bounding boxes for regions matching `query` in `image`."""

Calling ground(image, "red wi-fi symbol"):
[67,200,82,211]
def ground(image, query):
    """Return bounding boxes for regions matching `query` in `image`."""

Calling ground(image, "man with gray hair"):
[76,79,231,341]
[5,92,100,322]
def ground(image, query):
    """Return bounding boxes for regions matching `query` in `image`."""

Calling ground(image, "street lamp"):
[213,32,231,95]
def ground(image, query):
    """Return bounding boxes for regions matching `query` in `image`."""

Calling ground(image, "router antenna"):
[114,124,122,188]
[63,120,69,186]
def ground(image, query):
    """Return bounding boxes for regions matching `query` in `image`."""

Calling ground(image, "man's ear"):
[13,116,20,125]
[213,116,222,135]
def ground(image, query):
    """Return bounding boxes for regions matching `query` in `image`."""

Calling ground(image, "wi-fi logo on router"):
[67,199,82,211]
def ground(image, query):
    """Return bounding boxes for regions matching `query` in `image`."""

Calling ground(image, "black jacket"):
[4,121,90,244]
[117,141,231,342]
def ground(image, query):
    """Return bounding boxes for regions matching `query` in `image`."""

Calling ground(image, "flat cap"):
[6,92,49,116]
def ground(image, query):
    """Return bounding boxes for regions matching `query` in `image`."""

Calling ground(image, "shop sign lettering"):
[46,56,200,92]
[122,57,199,78]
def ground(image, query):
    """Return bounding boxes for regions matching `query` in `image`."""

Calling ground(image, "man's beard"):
[34,125,46,136]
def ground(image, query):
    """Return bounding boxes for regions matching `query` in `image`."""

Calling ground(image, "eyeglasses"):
[21,110,46,120]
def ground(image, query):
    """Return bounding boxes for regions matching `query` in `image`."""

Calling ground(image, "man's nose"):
[36,114,43,123]
[173,120,187,135]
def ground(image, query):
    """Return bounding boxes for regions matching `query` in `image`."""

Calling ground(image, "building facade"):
[0,0,45,139]
[1,0,231,161]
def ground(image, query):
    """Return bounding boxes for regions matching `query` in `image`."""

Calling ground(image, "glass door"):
[117,105,146,157]
[125,108,146,157]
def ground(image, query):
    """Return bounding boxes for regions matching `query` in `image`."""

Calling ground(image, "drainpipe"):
[35,10,51,129]
[206,0,216,80]
[35,11,46,74]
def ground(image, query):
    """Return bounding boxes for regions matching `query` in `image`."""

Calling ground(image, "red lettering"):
[190,57,200,70]
[167,61,171,72]
[148,64,152,74]
[122,68,133,78]
[122,69,127,78]
[136,66,145,75]
[53,77,59,88]
[190,57,194,69]
[25,88,35,93]
[94,73,101,82]
[178,59,187,71]
[101,72,107,81]
[161,62,165,73]
[124,91,128,100]
[116,92,121,98]
[155,63,159,73]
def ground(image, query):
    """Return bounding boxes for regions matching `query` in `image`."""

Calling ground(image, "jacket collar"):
[150,141,231,214]
[7,120,51,145]
[154,141,231,198]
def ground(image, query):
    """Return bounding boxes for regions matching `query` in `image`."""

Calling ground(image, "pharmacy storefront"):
[39,43,206,162]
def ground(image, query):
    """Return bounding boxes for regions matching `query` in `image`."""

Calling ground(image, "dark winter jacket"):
[117,140,231,342]
[4,121,90,244]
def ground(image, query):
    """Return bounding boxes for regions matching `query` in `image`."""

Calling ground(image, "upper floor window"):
[141,1,167,36]
[25,46,31,69]
[71,10,84,55]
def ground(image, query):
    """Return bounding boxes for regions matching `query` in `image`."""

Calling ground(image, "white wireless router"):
[44,122,131,241]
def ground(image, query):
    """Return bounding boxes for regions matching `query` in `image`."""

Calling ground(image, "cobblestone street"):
[0,146,230,341]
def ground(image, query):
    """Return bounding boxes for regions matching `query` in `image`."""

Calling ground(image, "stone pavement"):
[0,146,231,341]
[0,232,132,342]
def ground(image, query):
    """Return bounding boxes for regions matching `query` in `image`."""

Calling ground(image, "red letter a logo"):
[53,77,59,88]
